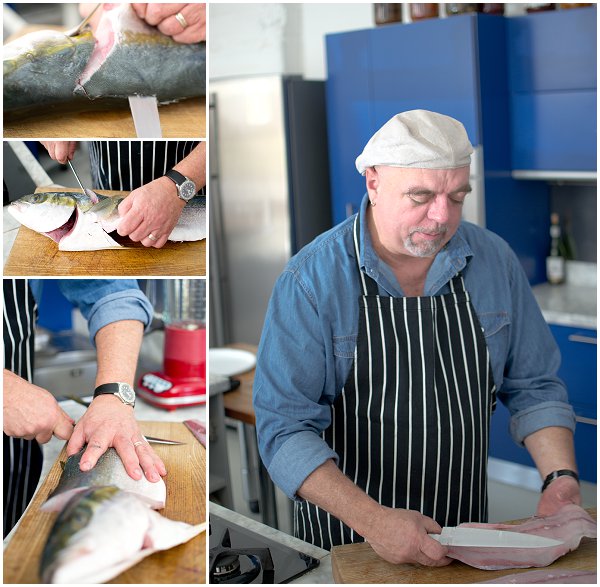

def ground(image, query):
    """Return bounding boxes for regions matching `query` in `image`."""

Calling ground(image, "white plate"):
[209,348,256,377]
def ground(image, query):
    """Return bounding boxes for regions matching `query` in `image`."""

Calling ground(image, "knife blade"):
[128,95,163,138]
[143,435,186,445]
[67,160,99,202]
[429,527,564,548]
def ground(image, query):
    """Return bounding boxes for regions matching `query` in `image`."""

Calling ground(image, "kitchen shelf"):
[512,170,597,183]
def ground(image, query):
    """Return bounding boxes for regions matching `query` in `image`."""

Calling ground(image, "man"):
[3,279,163,536]
[253,110,580,566]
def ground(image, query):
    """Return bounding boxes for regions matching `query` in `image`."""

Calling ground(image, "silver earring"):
[370,200,376,206]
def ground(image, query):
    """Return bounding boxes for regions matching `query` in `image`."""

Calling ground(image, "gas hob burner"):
[209,514,320,584]
[210,528,274,584]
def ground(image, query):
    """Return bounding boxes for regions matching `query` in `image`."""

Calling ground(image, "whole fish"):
[8,191,206,251]
[4,29,94,111]
[4,4,205,112]
[75,4,206,102]
[40,486,205,584]
[41,448,166,512]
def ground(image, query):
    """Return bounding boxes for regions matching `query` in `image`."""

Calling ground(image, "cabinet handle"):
[345,203,355,217]
[575,415,597,426]
[567,334,597,345]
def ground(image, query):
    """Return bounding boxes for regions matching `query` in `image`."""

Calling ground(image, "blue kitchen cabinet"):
[326,14,550,284]
[489,324,597,483]
[507,7,597,171]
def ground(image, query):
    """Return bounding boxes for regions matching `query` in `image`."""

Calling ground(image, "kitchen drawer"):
[508,7,597,93]
[550,324,597,417]
[510,90,597,171]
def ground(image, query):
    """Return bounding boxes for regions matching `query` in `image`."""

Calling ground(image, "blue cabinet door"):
[325,29,374,224]
[369,15,480,147]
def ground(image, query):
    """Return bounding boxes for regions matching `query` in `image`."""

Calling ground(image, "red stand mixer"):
[137,280,206,410]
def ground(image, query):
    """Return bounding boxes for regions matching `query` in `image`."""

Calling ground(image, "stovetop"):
[209,514,320,584]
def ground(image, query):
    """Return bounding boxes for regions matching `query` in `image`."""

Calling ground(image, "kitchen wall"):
[210,3,531,80]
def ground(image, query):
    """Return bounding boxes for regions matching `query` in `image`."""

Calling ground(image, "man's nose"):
[427,195,449,224]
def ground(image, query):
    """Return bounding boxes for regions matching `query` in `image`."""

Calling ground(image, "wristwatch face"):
[179,179,196,201]
[118,383,136,404]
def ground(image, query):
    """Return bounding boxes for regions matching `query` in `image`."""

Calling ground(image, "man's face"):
[366,165,471,259]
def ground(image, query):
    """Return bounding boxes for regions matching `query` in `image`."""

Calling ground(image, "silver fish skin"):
[3,29,94,111]
[41,448,166,512]
[40,486,205,584]
[75,4,206,102]
[8,191,206,250]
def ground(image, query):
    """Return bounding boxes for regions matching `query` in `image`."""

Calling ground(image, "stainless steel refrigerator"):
[209,75,332,347]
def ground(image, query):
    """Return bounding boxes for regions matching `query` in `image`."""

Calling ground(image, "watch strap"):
[165,169,187,186]
[94,383,122,396]
[541,469,579,493]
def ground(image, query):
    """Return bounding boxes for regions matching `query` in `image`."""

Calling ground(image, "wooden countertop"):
[3,421,206,584]
[4,97,205,139]
[221,343,258,426]
[4,188,205,276]
[331,509,597,584]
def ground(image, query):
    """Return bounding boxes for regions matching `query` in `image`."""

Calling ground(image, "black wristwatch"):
[93,382,136,407]
[165,169,196,202]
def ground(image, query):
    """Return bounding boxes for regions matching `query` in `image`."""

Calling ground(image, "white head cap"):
[355,109,473,175]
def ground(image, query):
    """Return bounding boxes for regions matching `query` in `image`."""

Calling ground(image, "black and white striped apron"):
[295,215,497,550]
[89,140,205,195]
[3,279,42,537]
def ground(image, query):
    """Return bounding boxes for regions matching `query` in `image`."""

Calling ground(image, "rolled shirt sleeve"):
[58,279,153,344]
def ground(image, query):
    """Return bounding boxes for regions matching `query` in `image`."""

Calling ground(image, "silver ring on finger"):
[133,440,145,448]
[147,233,158,242]
[174,12,189,29]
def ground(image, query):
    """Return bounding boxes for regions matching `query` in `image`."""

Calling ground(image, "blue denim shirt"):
[30,279,153,344]
[253,195,576,500]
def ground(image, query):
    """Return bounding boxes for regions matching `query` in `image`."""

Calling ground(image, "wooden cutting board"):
[4,97,206,139]
[4,188,205,276]
[3,420,206,584]
[331,509,597,583]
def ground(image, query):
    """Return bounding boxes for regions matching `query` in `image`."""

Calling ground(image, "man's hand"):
[66,395,166,482]
[365,505,452,566]
[3,369,74,444]
[40,141,78,164]
[131,3,206,43]
[536,476,581,517]
[117,177,185,248]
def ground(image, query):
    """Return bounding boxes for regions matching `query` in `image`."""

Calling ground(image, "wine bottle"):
[546,213,566,285]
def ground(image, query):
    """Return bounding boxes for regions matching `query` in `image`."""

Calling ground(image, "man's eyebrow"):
[449,184,472,195]
[405,187,435,196]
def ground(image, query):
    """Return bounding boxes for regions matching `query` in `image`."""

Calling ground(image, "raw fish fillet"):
[41,448,166,512]
[446,505,596,570]
[481,569,597,583]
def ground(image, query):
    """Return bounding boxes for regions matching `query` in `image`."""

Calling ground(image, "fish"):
[75,4,206,102]
[8,191,206,251]
[41,448,166,512]
[4,4,205,112]
[40,486,205,584]
[446,504,597,570]
[3,29,94,111]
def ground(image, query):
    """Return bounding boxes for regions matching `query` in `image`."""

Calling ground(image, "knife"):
[128,95,163,138]
[429,527,564,548]
[67,160,99,202]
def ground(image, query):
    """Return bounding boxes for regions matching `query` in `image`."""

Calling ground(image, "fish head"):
[8,192,79,234]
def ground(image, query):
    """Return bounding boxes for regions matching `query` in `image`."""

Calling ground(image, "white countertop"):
[210,502,334,584]
[532,262,597,330]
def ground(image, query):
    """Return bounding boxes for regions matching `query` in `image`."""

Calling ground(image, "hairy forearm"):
[297,459,382,538]
[94,320,144,386]
[523,426,577,479]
